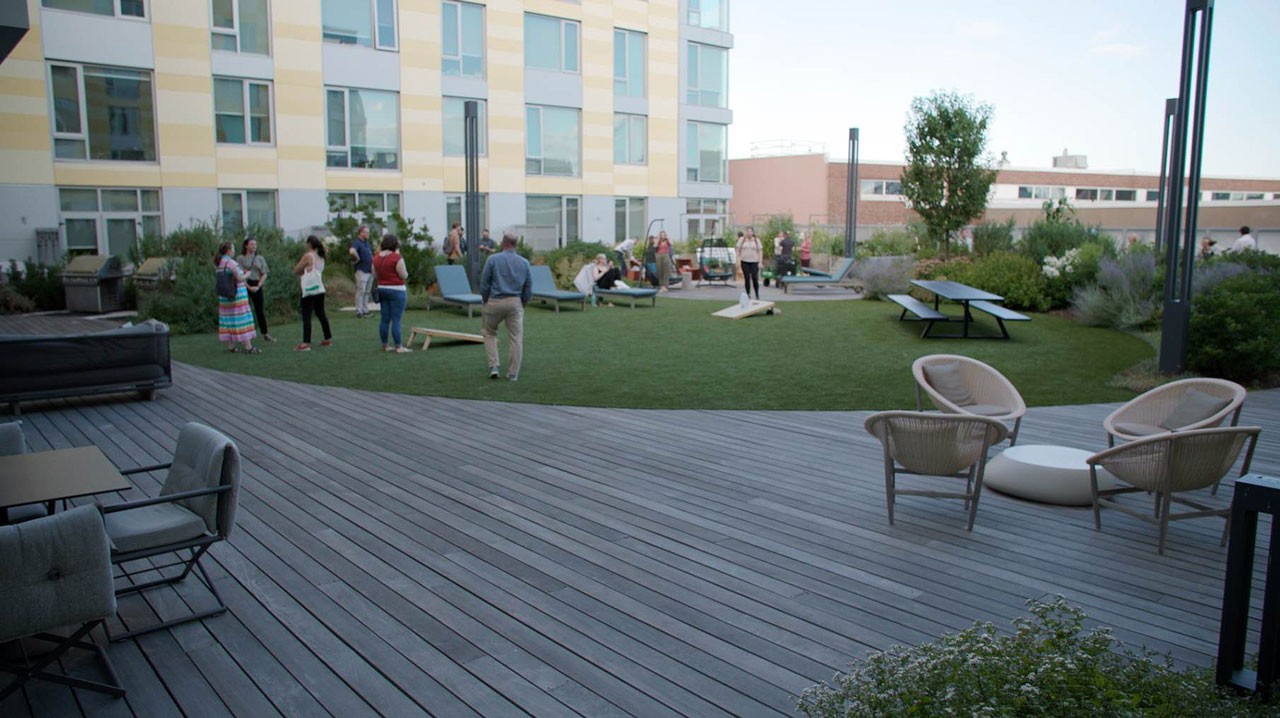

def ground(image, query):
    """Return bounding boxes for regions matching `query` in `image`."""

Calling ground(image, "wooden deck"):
[6,363,1278,717]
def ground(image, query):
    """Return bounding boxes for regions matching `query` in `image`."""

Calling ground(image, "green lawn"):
[171,298,1151,410]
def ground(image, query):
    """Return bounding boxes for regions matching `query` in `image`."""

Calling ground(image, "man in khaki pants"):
[479,232,532,381]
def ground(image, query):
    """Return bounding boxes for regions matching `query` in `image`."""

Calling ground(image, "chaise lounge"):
[779,257,860,293]
[529,265,586,312]
[429,265,483,318]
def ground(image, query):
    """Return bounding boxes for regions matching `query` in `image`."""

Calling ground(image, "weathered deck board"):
[6,361,1278,717]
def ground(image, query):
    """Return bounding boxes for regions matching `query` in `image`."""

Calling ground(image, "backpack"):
[215,268,236,300]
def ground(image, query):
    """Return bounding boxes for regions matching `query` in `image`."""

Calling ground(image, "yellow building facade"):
[0,0,733,262]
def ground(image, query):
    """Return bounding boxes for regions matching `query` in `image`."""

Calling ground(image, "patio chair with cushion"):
[1,505,124,700]
[912,354,1027,446]
[1103,377,1246,447]
[99,422,240,641]
[1086,426,1260,554]
[1,421,49,523]
[529,264,586,312]
[865,411,1009,531]
[429,265,483,318]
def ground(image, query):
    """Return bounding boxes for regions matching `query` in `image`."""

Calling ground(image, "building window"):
[43,0,145,18]
[614,197,646,243]
[49,63,156,162]
[328,191,401,224]
[1115,189,1136,201]
[614,29,645,97]
[211,0,270,54]
[687,43,727,107]
[1017,185,1065,200]
[687,0,727,31]
[326,87,400,169]
[613,114,646,165]
[1245,192,1265,200]
[685,198,726,240]
[686,121,726,183]
[59,187,161,257]
[445,193,488,233]
[443,98,487,156]
[214,78,272,144]
[1145,190,1160,201]
[442,1,484,77]
[322,0,396,50]
[861,180,903,197]
[525,14,578,73]
[526,195,579,245]
[220,190,277,230]
[525,105,580,177]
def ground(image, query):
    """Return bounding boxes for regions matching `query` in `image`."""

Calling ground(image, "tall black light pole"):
[464,100,481,290]
[1153,98,1178,253]
[845,128,859,257]
[1157,0,1213,375]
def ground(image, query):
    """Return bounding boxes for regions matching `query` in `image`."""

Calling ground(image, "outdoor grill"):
[132,257,175,293]
[62,254,125,313]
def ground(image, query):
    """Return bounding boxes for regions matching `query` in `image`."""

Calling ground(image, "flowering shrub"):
[957,252,1049,311]
[797,597,1273,718]
[1070,251,1162,330]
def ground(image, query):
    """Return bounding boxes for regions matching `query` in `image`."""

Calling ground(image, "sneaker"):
[320,339,333,347]
[506,374,518,382]
[263,333,276,342]
[489,366,500,379]
[293,343,310,352]
[395,346,412,353]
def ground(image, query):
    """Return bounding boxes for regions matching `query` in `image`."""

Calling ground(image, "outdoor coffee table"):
[0,445,131,523]
[983,444,1116,506]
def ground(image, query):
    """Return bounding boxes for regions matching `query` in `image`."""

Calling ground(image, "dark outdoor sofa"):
[0,320,172,415]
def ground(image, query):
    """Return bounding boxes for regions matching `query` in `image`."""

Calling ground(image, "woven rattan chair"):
[912,355,1027,446]
[1103,378,1246,447]
[1086,426,1260,554]
[865,411,1009,531]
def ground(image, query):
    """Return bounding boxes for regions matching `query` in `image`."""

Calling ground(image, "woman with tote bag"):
[292,235,333,352]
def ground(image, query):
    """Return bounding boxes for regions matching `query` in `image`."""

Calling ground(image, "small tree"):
[900,91,998,257]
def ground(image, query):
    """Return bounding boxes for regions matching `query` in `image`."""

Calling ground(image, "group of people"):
[213,226,532,380]
[732,227,811,300]
[1199,226,1257,259]
[442,223,497,265]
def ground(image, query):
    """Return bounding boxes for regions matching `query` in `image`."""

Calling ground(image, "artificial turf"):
[170,297,1152,411]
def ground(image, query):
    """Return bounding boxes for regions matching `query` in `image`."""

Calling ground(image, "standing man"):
[444,222,463,264]
[479,232,532,382]
[477,228,497,255]
[1230,226,1257,253]
[348,225,374,318]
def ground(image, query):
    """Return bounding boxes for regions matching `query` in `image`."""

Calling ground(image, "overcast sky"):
[727,0,1280,177]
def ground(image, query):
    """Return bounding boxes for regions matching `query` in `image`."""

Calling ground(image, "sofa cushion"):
[1160,389,1232,430]
[1114,422,1167,438]
[923,362,975,407]
[104,503,209,555]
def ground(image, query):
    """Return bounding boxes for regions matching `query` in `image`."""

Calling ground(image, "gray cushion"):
[0,505,115,642]
[0,421,26,456]
[923,362,975,407]
[964,403,1008,417]
[1114,421,1167,437]
[163,423,236,535]
[104,503,209,554]
[1160,389,1232,430]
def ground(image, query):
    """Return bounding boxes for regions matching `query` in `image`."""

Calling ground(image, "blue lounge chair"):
[529,265,586,312]
[594,285,658,308]
[430,265,483,318]
[780,257,859,293]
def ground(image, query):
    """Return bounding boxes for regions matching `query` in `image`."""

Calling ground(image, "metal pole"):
[845,128,859,257]
[1157,0,1213,375]
[1153,98,1177,254]
[464,100,481,290]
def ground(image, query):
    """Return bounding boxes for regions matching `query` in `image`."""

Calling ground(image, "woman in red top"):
[373,233,411,353]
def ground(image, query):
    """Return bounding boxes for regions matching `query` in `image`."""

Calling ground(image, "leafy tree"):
[900,91,998,257]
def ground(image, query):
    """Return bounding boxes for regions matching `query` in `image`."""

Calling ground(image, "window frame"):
[687,0,728,31]
[325,86,401,170]
[525,105,581,177]
[328,191,402,222]
[687,42,727,107]
[47,61,158,163]
[214,77,274,145]
[443,97,488,157]
[321,0,397,50]
[57,186,162,257]
[685,120,727,184]
[613,113,647,165]
[43,0,147,20]
[210,0,271,55]
[526,194,580,246]
[445,193,488,233]
[220,189,278,230]
[442,0,485,78]
[614,28,646,98]
[614,196,646,244]
[524,13,580,73]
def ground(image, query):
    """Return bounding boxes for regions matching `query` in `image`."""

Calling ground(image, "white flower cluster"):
[1042,247,1081,279]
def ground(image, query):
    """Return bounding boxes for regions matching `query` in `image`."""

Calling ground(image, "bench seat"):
[887,294,948,339]
[594,287,658,308]
[970,300,1029,322]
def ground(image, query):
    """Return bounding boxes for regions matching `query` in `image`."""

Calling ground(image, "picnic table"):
[888,280,1029,339]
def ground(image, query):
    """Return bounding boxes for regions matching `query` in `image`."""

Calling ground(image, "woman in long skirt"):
[216,241,258,353]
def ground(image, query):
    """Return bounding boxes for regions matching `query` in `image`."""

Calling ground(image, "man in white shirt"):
[1230,226,1257,253]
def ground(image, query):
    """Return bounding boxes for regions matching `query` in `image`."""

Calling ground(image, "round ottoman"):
[983,444,1116,506]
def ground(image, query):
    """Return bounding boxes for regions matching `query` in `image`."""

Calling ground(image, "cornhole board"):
[407,327,484,350]
[712,299,776,320]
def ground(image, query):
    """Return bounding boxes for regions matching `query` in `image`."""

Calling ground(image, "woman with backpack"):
[215,241,258,353]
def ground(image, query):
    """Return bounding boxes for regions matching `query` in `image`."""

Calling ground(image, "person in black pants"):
[736,228,763,300]
[236,237,274,341]
[292,235,332,351]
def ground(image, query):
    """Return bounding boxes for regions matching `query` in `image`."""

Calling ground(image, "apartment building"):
[729,153,1280,253]
[0,0,734,264]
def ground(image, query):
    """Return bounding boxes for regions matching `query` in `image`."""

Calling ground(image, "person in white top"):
[1230,226,1257,253]
[735,227,763,300]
